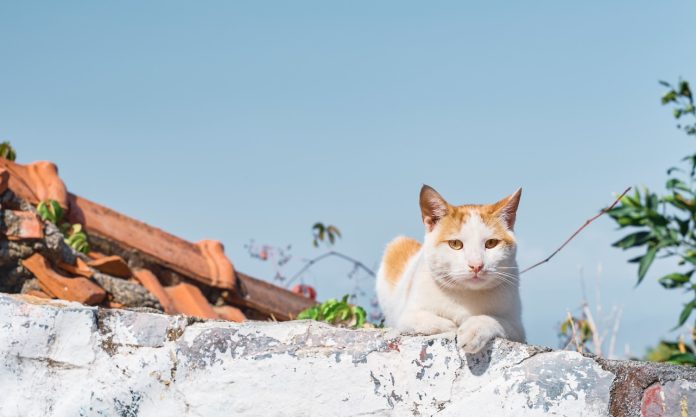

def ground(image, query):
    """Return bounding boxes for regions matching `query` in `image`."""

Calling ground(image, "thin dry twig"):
[285,250,376,286]
[520,187,632,274]
[582,303,601,354]
[564,311,582,353]
[607,306,623,359]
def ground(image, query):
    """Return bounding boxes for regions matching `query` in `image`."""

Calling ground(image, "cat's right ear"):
[420,185,448,232]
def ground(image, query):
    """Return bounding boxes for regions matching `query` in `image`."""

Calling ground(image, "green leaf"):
[627,255,643,264]
[666,352,696,365]
[666,178,692,193]
[678,80,692,99]
[662,90,677,104]
[658,272,692,289]
[676,300,696,328]
[612,231,651,249]
[36,199,64,224]
[637,246,657,284]
[352,306,366,328]
[0,141,16,161]
[297,306,319,320]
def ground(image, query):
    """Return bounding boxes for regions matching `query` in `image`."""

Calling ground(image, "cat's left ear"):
[492,188,522,230]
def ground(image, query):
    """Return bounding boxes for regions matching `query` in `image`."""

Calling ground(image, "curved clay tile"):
[0,159,69,209]
[195,240,236,289]
[67,193,236,289]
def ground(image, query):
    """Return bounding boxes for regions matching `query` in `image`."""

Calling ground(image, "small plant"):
[645,338,696,365]
[0,141,16,161]
[37,200,64,224]
[559,313,594,353]
[36,199,90,254]
[64,224,90,254]
[312,222,341,247]
[297,295,367,328]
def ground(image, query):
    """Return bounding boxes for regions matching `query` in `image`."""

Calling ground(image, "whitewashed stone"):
[0,293,693,417]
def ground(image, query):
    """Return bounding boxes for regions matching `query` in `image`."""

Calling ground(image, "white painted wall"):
[0,294,618,417]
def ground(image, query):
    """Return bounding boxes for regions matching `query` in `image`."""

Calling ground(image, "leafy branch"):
[312,222,341,247]
[606,78,696,365]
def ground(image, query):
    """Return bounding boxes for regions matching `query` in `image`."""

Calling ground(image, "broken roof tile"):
[0,159,68,209]
[3,210,44,240]
[56,257,93,278]
[213,305,246,323]
[24,289,52,299]
[21,253,106,305]
[165,283,218,320]
[132,269,177,314]
[87,251,106,260]
[87,255,131,278]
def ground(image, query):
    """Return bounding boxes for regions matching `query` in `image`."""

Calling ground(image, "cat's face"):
[420,185,521,291]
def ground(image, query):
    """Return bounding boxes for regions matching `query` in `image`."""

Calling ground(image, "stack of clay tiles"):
[0,158,316,322]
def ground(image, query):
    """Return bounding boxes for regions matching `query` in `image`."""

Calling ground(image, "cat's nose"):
[468,263,484,273]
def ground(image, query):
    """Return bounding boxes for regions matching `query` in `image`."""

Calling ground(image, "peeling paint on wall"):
[0,294,695,417]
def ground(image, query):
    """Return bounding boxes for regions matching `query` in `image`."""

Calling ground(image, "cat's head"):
[420,185,521,291]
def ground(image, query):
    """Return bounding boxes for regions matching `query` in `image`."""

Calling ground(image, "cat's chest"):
[423,284,504,324]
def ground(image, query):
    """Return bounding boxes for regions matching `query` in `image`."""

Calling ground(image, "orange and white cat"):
[376,185,525,353]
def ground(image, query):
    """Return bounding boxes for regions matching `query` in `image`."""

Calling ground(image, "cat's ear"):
[420,185,449,232]
[492,188,522,230]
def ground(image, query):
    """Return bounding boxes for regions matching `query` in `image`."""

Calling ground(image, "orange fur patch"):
[435,204,515,245]
[382,236,421,288]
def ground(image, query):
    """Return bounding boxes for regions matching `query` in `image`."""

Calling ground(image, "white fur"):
[376,212,525,353]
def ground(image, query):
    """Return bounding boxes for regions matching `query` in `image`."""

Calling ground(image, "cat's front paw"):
[398,312,457,336]
[457,315,505,353]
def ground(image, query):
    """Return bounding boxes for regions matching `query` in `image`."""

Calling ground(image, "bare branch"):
[285,250,376,286]
[582,303,602,355]
[520,187,631,275]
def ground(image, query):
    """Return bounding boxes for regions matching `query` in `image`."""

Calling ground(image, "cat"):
[376,185,525,353]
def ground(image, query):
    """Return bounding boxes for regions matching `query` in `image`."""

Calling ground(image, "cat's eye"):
[485,239,500,249]
[448,240,463,250]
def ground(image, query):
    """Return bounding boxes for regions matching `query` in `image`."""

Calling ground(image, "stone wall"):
[0,293,694,417]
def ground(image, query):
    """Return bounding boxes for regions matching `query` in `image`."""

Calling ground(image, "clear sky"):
[2,1,695,356]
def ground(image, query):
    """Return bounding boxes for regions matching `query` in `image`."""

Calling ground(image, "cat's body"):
[376,186,525,353]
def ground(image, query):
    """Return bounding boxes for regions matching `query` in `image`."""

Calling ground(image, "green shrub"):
[297,295,367,328]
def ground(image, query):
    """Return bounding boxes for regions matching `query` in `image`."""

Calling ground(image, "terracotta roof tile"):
[67,193,235,289]
[0,168,9,195]
[132,269,177,314]
[165,283,218,320]
[1,160,68,209]
[25,289,52,299]
[213,305,246,322]
[3,210,44,240]
[0,158,317,320]
[21,253,106,305]
[87,255,131,278]
[56,258,93,278]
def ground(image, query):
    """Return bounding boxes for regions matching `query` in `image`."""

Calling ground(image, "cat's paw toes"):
[457,316,503,353]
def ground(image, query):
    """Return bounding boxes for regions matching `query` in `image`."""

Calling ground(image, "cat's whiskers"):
[489,271,519,288]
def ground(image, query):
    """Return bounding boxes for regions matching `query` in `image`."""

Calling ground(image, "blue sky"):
[2,1,695,355]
